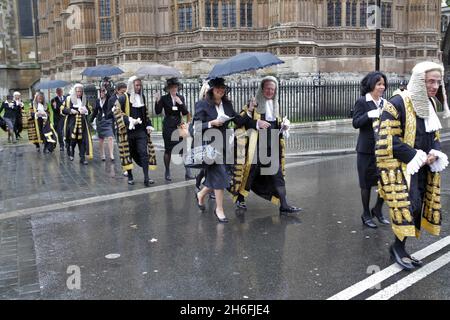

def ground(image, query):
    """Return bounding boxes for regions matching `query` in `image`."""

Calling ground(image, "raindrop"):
[351,231,357,234]
[243,296,249,299]
[105,253,121,259]
[154,270,159,273]
[142,272,148,275]
[149,238,158,243]
[337,221,342,224]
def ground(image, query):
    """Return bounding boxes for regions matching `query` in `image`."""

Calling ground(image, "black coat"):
[352,96,379,154]
[50,95,66,125]
[106,94,152,132]
[193,99,256,158]
[0,101,19,120]
[91,98,108,124]
[155,93,189,129]
[388,95,441,164]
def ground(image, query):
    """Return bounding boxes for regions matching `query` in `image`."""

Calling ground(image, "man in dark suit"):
[50,88,66,151]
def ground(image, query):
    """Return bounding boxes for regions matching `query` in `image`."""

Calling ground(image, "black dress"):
[91,98,113,139]
[155,93,189,151]
[194,99,256,190]
[352,96,381,189]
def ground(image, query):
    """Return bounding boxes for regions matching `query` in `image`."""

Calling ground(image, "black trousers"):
[71,139,86,160]
[128,129,149,171]
[55,118,65,148]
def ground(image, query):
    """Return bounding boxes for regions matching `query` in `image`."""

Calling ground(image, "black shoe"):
[361,215,377,228]
[144,179,155,187]
[36,147,40,153]
[235,200,247,210]
[101,156,106,162]
[80,160,88,165]
[280,206,303,216]
[214,209,229,223]
[372,209,390,225]
[185,174,195,180]
[69,156,74,161]
[195,192,206,211]
[390,245,415,271]
[407,255,423,267]
[128,178,135,185]
[209,192,216,200]
[165,174,172,181]
[43,149,50,154]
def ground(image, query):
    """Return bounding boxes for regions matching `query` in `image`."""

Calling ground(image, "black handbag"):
[0,116,7,132]
[184,144,221,169]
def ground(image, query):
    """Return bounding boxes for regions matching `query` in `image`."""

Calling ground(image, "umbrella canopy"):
[207,52,284,79]
[81,65,124,77]
[135,64,182,78]
[34,80,70,90]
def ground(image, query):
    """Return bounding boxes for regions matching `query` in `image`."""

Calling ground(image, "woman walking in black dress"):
[352,71,390,228]
[91,88,115,161]
[194,78,258,223]
[155,78,194,181]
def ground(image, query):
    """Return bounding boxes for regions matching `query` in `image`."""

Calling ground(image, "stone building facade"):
[37,0,442,82]
[0,0,40,98]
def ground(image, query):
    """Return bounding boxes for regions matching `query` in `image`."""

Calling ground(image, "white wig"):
[407,61,444,118]
[255,75,280,118]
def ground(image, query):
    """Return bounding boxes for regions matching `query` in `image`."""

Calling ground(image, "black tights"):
[164,150,171,175]
[361,188,384,218]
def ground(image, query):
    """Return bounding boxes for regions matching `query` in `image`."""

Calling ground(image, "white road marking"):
[366,250,450,300]
[327,236,450,300]
[0,155,347,220]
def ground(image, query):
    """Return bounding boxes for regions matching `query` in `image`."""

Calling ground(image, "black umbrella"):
[34,80,70,90]
[207,52,284,79]
[81,65,124,78]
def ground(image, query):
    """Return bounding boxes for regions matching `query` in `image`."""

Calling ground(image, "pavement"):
[0,118,450,300]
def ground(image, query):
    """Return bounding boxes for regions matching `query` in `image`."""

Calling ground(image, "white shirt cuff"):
[406,150,427,175]
[429,149,449,173]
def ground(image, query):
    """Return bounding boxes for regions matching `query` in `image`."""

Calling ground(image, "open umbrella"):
[81,65,124,78]
[207,52,284,79]
[135,64,182,78]
[34,80,70,90]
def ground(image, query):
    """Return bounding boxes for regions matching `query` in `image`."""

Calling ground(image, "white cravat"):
[265,100,275,121]
[74,98,82,109]
[37,103,45,113]
[425,100,442,133]
[134,94,144,108]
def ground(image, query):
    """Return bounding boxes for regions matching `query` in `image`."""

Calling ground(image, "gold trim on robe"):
[376,92,442,240]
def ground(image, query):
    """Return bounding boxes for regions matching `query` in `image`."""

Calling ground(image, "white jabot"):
[133,94,144,108]
[425,100,442,133]
[74,98,82,109]
[37,103,45,113]
[265,100,275,121]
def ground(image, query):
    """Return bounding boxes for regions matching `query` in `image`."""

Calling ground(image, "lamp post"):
[375,0,381,71]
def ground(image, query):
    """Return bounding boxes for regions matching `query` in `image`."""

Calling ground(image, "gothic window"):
[327,0,342,27]
[222,0,236,28]
[360,0,391,29]
[99,0,112,41]
[381,2,392,28]
[240,0,253,28]
[205,0,219,28]
[442,15,449,33]
[178,2,197,31]
[346,0,357,27]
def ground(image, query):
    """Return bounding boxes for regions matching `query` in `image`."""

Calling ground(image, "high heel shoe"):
[361,215,377,228]
[371,208,390,225]
[389,245,415,271]
[214,209,229,223]
[195,192,206,211]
